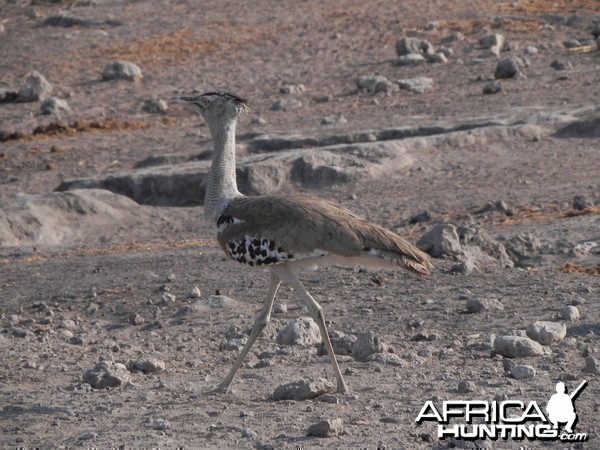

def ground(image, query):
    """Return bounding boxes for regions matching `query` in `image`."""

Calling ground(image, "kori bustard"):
[170,92,432,394]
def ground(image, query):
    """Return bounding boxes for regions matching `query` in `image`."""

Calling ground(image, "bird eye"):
[200,98,210,106]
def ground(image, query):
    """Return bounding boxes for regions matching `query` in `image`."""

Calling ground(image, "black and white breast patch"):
[225,235,295,266]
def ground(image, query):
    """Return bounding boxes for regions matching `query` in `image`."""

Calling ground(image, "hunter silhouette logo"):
[416,380,588,442]
[546,380,586,434]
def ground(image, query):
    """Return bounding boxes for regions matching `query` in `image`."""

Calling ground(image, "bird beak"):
[169,96,193,104]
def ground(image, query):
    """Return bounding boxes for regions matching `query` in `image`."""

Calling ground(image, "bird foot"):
[336,382,351,395]
[205,384,232,395]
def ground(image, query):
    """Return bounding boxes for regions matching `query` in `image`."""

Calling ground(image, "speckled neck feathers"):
[204,118,243,223]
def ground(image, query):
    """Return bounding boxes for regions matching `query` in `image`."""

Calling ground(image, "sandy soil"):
[0,0,599,448]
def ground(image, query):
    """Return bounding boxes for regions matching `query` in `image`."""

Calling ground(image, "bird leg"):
[274,266,350,394]
[210,271,281,393]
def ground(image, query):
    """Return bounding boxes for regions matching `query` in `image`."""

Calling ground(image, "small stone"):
[61,319,77,330]
[493,335,545,358]
[495,56,526,79]
[560,305,580,322]
[583,357,600,375]
[142,99,168,114]
[272,378,334,401]
[241,427,257,439]
[573,195,593,210]
[40,97,70,115]
[479,33,505,50]
[457,380,475,393]
[417,224,461,258]
[161,293,176,303]
[129,313,144,325]
[526,321,567,346]
[483,81,502,95]
[563,39,581,49]
[273,303,287,314]
[395,53,426,66]
[271,98,302,111]
[78,432,98,441]
[356,75,397,94]
[190,286,202,298]
[18,71,53,102]
[277,318,321,346]
[427,52,448,64]
[442,31,464,43]
[152,419,170,430]
[511,364,536,379]
[307,418,343,437]
[251,116,267,125]
[550,59,572,71]
[126,358,166,374]
[102,60,143,82]
[321,114,348,125]
[466,297,504,313]
[524,46,538,55]
[395,37,434,56]
[69,336,84,345]
[317,330,356,356]
[592,23,600,38]
[451,260,475,274]
[203,295,237,309]
[351,331,387,361]
[409,210,432,224]
[81,361,131,389]
[24,361,37,369]
[396,77,434,94]
[504,233,541,268]
[279,84,305,94]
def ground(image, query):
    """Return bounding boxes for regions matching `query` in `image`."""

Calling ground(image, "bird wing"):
[216,194,432,275]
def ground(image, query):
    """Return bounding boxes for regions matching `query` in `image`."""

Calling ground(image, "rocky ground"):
[1,0,599,448]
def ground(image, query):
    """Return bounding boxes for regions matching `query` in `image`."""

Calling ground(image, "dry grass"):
[87,25,270,68]
[559,262,600,275]
[0,118,174,143]
[497,0,600,14]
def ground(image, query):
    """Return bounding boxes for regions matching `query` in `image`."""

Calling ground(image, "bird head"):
[170,92,249,126]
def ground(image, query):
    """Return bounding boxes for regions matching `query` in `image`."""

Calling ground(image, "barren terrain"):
[0,0,599,448]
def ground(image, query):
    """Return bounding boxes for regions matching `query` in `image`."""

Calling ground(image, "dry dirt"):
[1,0,599,448]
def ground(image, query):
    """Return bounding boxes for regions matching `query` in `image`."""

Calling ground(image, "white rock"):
[479,33,505,50]
[40,97,71,115]
[493,335,545,358]
[102,60,143,82]
[511,364,536,379]
[397,77,434,94]
[351,331,387,361]
[526,321,567,346]
[560,305,580,321]
[18,70,53,102]
[417,224,461,258]
[396,53,426,66]
[466,297,504,313]
[307,418,344,437]
[272,378,333,400]
[277,317,320,346]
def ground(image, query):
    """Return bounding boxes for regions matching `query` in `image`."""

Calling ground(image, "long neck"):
[204,118,242,223]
